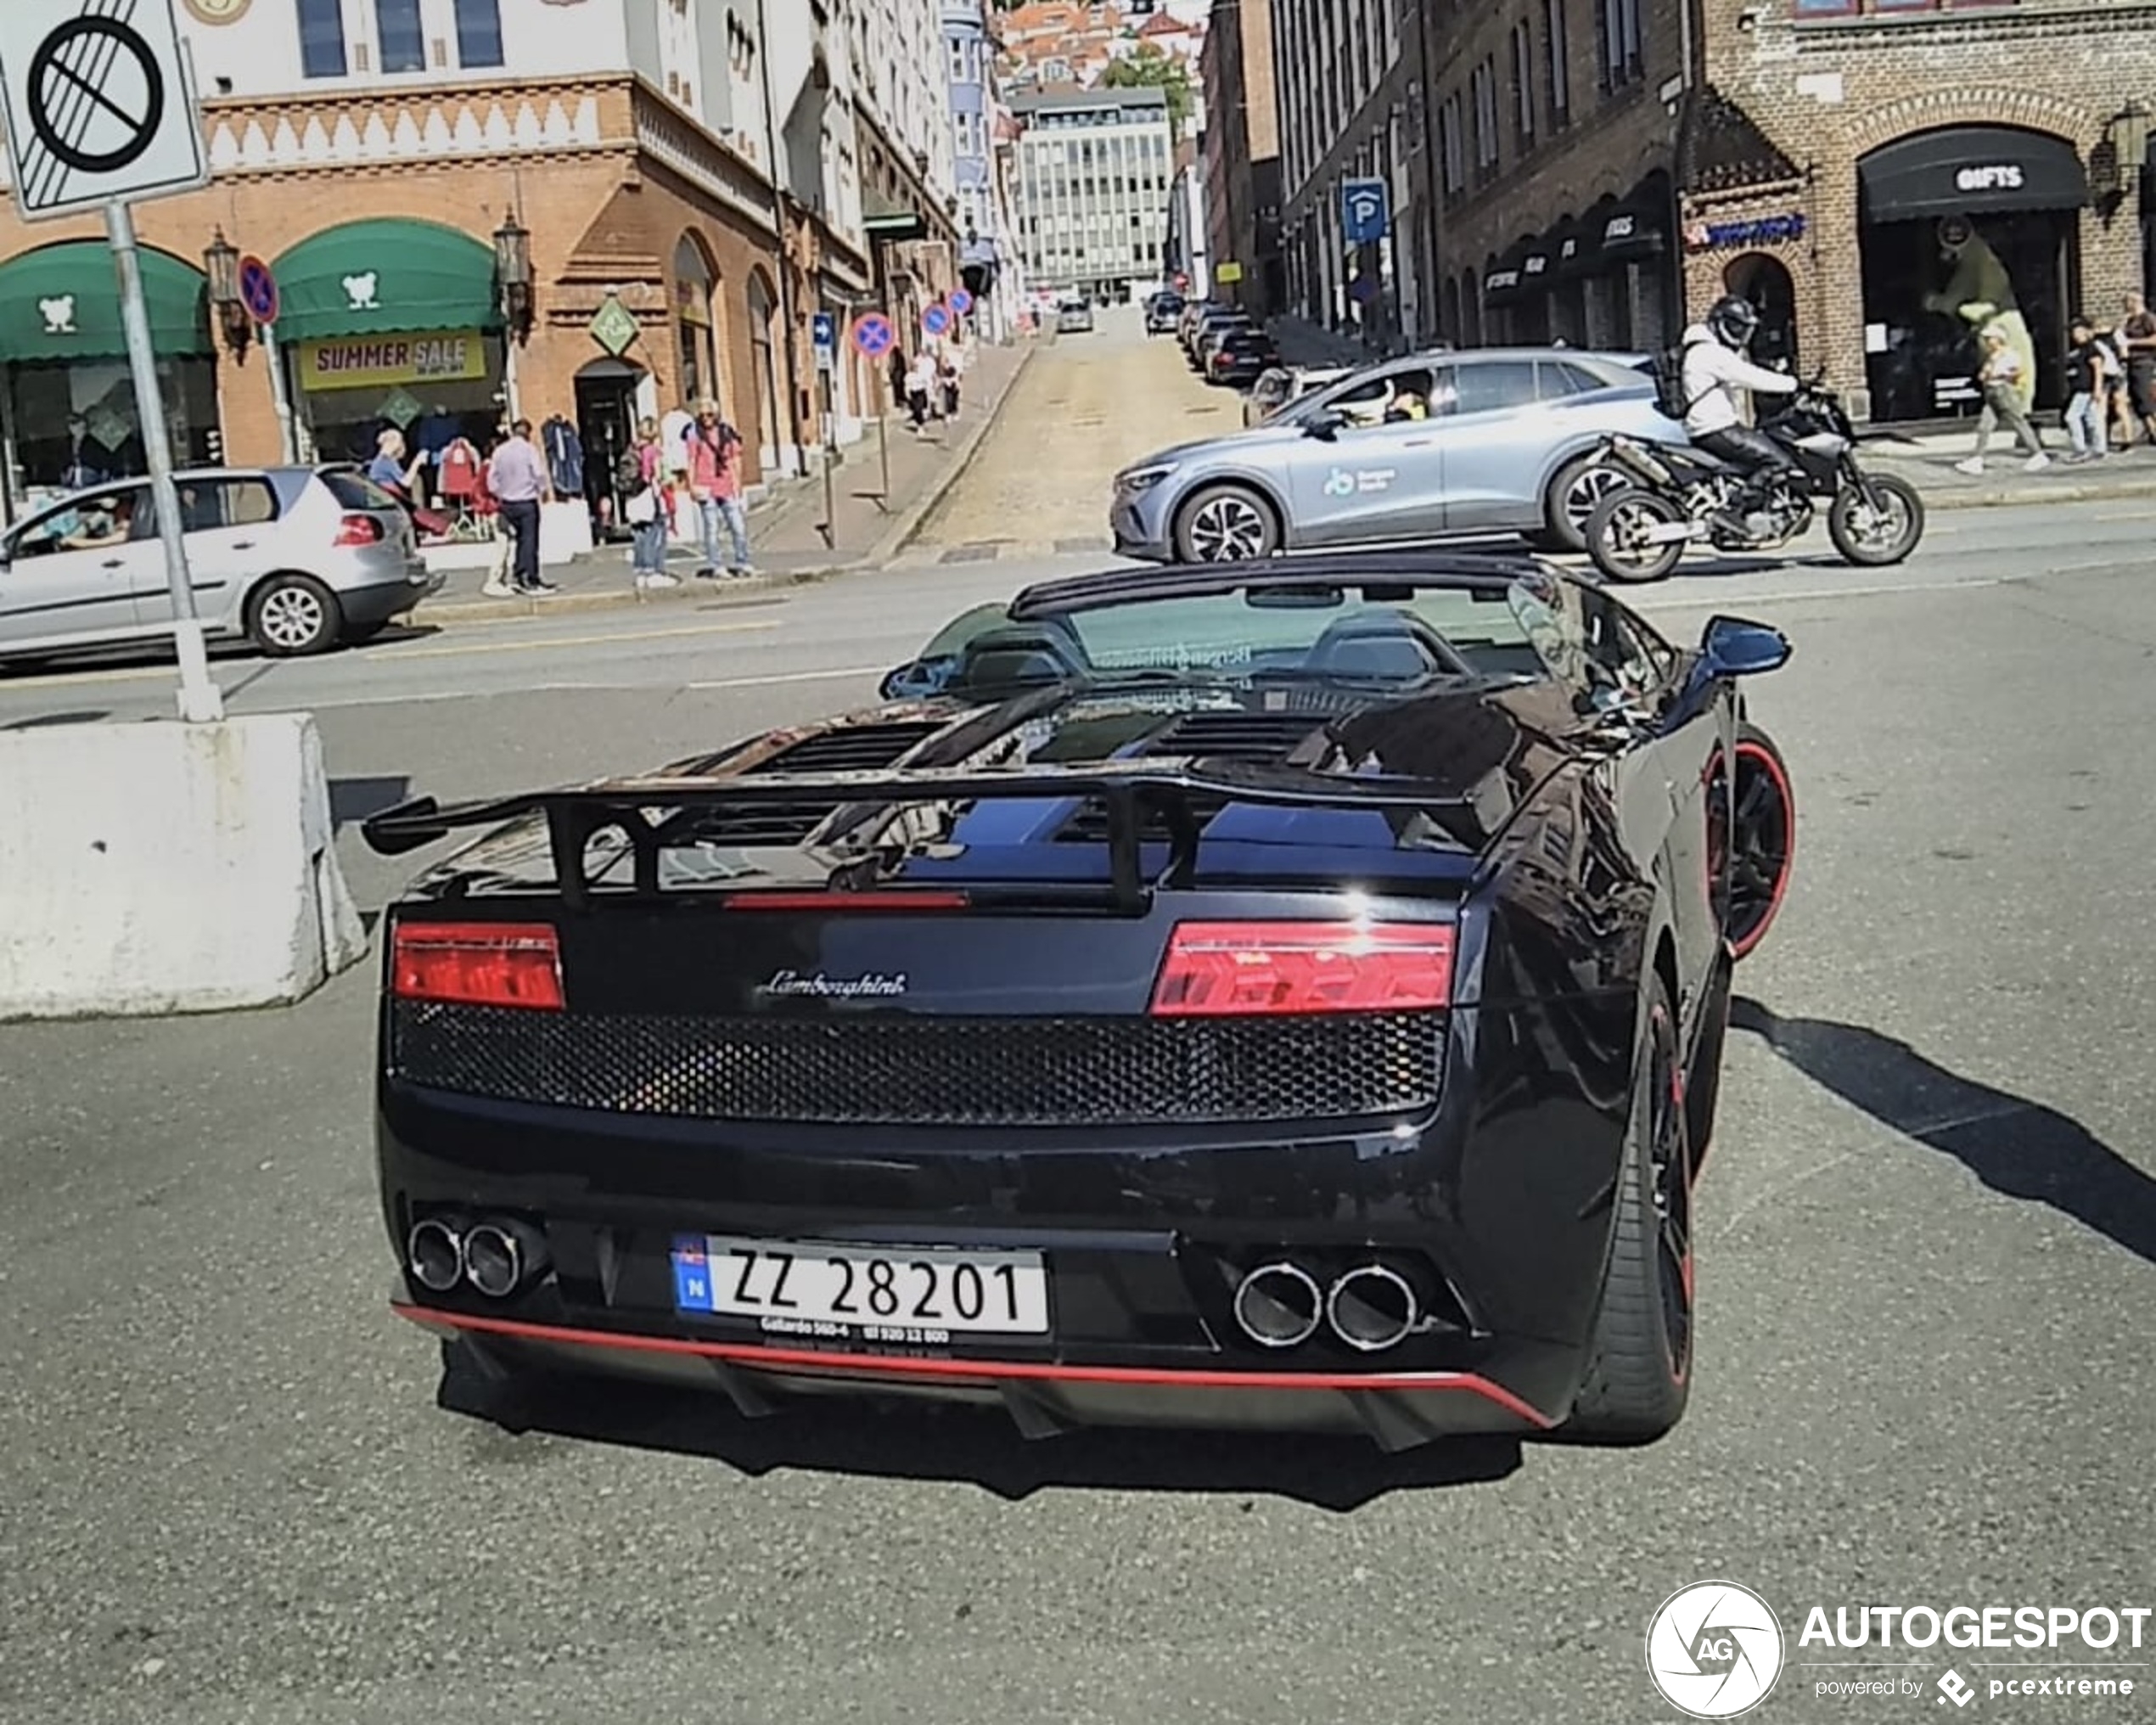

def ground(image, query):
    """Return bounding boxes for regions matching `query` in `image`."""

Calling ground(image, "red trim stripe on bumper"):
[392,1303,1558,1429]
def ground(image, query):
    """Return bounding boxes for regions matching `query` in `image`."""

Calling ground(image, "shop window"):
[374,0,424,74]
[453,0,505,69]
[295,0,348,78]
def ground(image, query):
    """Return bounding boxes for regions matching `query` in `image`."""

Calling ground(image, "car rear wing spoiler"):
[359,762,1479,913]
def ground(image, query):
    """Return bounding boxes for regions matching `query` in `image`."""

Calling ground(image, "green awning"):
[0,241,211,363]
[271,219,500,342]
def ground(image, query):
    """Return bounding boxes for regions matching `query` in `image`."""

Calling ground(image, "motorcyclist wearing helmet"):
[1679,295,1802,531]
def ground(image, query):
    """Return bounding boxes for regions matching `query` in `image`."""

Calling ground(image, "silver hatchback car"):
[1112,346,1678,562]
[0,465,442,666]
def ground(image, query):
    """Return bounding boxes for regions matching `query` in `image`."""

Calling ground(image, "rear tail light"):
[335,513,385,546]
[1149,920,1455,1017]
[392,922,564,1010]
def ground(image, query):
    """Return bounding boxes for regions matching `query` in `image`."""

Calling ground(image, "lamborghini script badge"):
[758,969,909,999]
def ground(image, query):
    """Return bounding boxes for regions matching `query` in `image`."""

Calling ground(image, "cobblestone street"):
[907,303,1241,559]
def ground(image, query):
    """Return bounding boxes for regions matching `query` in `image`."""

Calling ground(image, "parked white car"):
[0,464,442,666]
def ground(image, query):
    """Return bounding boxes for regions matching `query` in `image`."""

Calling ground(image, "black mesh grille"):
[389,1002,1444,1126]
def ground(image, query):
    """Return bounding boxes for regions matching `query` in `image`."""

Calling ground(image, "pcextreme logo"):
[1647,1580,1787,1718]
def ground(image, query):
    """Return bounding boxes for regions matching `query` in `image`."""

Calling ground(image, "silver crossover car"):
[0,464,442,666]
[1112,346,1678,561]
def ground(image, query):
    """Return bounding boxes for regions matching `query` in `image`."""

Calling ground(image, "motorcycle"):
[1579,374,1926,583]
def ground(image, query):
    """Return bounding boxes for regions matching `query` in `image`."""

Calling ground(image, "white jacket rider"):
[1678,295,1800,517]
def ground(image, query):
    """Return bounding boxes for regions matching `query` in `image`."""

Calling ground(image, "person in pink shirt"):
[685,397,755,579]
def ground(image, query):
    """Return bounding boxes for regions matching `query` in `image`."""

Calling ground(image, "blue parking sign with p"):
[1342,177,1390,245]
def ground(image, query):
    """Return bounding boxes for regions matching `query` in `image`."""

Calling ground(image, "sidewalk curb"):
[1906,474,2156,511]
[413,563,855,627]
[877,340,1040,560]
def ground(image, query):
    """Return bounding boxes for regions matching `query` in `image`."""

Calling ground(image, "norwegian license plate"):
[671,1234,1050,1338]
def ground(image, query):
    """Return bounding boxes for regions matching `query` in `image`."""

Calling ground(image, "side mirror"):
[1698,615,1791,680]
[1303,410,1344,441]
[879,655,955,701]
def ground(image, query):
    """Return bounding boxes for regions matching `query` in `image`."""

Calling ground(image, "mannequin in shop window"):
[59,414,111,492]
[542,414,586,501]
[413,406,459,506]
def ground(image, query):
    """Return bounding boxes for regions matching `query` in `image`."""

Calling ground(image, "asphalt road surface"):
[3,330,2153,1724]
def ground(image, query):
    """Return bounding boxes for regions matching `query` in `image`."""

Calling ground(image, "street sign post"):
[238,253,278,324]
[0,0,219,722]
[239,252,300,466]
[1341,177,1390,247]
[922,302,951,340]
[811,309,837,372]
[949,287,974,317]
[850,312,897,503]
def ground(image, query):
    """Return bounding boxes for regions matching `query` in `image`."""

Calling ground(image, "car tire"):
[1583,488,1688,584]
[1724,722,1795,961]
[1174,484,1280,563]
[1541,455,1631,553]
[1564,972,1693,1445]
[247,573,344,656]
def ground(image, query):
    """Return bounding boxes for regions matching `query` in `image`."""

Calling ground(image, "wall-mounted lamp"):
[2109,99,2152,196]
[494,211,534,340]
[203,227,249,354]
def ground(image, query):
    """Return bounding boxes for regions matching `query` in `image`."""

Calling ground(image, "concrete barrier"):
[0,713,368,1020]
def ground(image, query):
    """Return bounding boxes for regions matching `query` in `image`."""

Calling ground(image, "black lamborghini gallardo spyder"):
[362,551,1796,1451]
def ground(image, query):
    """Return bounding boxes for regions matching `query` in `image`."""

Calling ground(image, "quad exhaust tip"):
[461,1223,525,1298]
[1232,1262,1324,1349]
[407,1215,548,1299]
[1327,1264,1420,1352]
[407,1217,463,1292]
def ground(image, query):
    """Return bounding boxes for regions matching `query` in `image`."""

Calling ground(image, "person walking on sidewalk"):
[2118,290,2156,447]
[1955,326,2050,475]
[905,352,935,430]
[686,399,754,580]
[621,417,679,589]
[486,419,558,593]
[2062,315,2112,463]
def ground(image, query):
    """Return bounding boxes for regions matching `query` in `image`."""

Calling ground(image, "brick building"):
[1199,0,1285,316]
[1271,0,1433,344]
[0,2,969,530]
[1420,0,2156,424]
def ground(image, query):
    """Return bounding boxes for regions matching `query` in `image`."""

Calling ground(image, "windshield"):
[896,576,1671,701]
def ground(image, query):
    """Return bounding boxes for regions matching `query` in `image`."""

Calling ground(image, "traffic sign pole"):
[108,197,220,723]
[261,320,298,464]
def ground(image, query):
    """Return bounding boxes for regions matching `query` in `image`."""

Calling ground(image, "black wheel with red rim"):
[1564,976,1693,1443]
[1724,723,1794,959]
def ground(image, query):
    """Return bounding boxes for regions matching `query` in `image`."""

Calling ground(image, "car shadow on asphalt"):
[440,1366,1524,1508]
[1729,997,2156,1267]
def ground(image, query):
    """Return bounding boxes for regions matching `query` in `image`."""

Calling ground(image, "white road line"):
[685,666,888,690]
